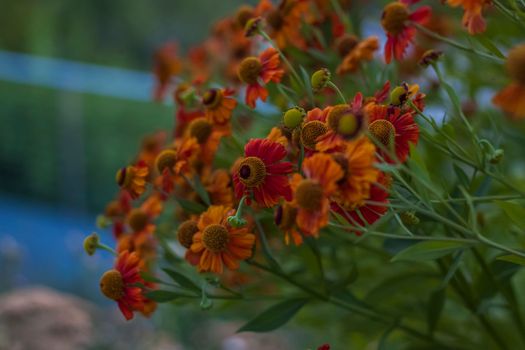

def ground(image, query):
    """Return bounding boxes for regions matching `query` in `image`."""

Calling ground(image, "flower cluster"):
[85,2,525,341]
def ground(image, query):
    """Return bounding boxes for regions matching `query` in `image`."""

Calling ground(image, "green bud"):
[227,215,247,228]
[83,232,100,256]
[389,86,407,106]
[489,149,504,164]
[399,211,420,226]
[311,68,331,92]
[283,106,305,129]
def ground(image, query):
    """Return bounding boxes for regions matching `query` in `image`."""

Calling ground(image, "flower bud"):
[245,17,262,37]
[489,149,504,164]
[389,86,406,105]
[283,106,306,129]
[83,232,100,256]
[419,49,443,67]
[399,211,420,226]
[311,68,331,93]
[227,215,247,228]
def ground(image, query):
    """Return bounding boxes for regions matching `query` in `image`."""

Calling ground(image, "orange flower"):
[116,162,149,199]
[204,168,235,207]
[336,36,380,75]
[492,44,525,120]
[259,0,310,49]
[202,88,237,126]
[332,173,390,233]
[154,137,200,195]
[124,193,163,235]
[176,219,201,266]
[267,126,288,147]
[186,117,228,164]
[116,231,157,270]
[99,251,147,320]
[299,107,331,153]
[291,153,343,237]
[190,205,255,274]
[446,0,489,34]
[274,203,302,245]
[153,43,183,101]
[381,0,431,63]
[331,137,379,210]
[238,48,284,108]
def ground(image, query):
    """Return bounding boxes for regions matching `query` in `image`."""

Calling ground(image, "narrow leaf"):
[146,290,182,302]
[495,201,525,229]
[162,268,200,292]
[175,197,206,214]
[391,241,470,262]
[140,271,163,284]
[192,176,211,206]
[237,298,309,333]
[496,254,525,266]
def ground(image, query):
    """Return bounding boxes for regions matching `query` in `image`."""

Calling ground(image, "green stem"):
[413,23,504,63]
[330,0,352,32]
[327,81,347,104]
[97,242,117,256]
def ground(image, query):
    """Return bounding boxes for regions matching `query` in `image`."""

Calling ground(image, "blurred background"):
[0,1,300,349]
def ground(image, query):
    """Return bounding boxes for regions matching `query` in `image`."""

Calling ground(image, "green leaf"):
[495,201,525,228]
[140,271,163,284]
[427,288,446,335]
[175,197,206,214]
[391,241,470,262]
[299,65,315,102]
[237,298,309,333]
[474,36,505,59]
[496,254,525,266]
[162,268,200,292]
[453,164,470,189]
[191,176,211,206]
[145,290,182,302]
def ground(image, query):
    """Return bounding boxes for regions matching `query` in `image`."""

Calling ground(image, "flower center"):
[238,156,267,187]
[327,105,361,138]
[177,220,199,249]
[100,269,125,301]
[266,10,284,30]
[127,208,149,232]
[155,149,177,173]
[300,121,328,150]
[336,34,359,57]
[236,5,254,28]
[238,57,262,84]
[274,203,297,230]
[202,88,223,109]
[202,224,230,253]
[189,117,213,144]
[381,2,409,35]
[507,44,525,84]
[368,119,396,148]
[116,166,131,187]
[295,179,324,210]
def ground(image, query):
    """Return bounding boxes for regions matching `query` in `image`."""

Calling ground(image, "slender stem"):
[97,242,117,256]
[327,81,347,104]
[413,23,504,63]
[329,223,478,244]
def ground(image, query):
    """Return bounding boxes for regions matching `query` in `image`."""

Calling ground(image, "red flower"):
[238,48,284,108]
[99,251,147,320]
[233,139,293,207]
[381,0,431,63]
[367,104,419,163]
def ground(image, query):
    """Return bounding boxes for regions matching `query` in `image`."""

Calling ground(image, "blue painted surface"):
[0,196,113,302]
[0,50,154,101]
